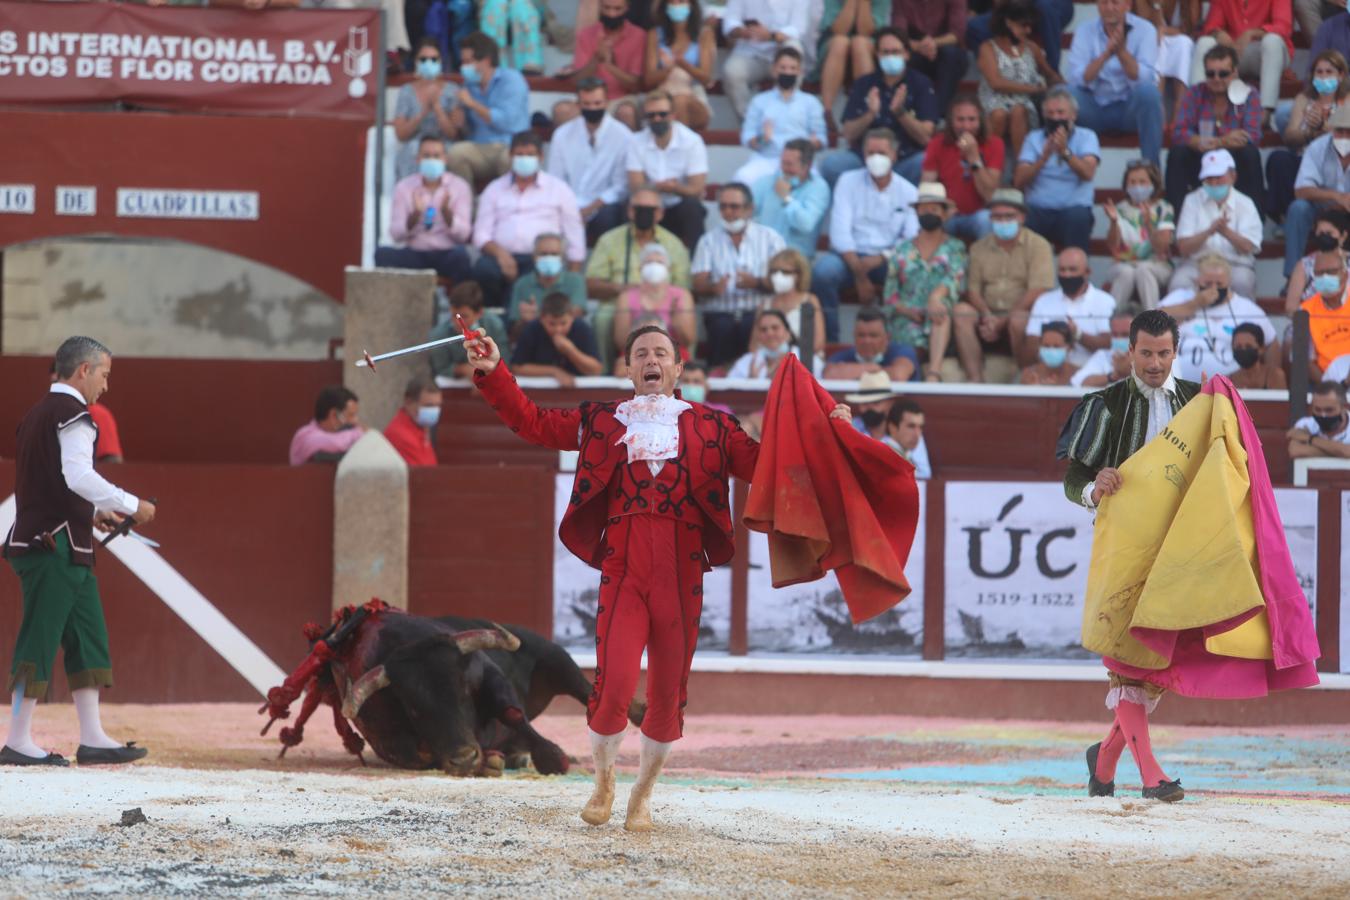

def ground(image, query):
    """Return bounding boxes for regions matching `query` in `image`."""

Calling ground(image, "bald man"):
[1024,248,1117,368]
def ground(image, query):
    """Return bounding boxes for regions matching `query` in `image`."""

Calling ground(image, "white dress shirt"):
[546,113,633,211]
[1080,371,1180,510]
[51,383,139,516]
[691,221,786,314]
[1175,187,1263,269]
[828,168,919,256]
[723,0,810,61]
[625,122,709,208]
[1026,285,1117,366]
[1159,290,1276,381]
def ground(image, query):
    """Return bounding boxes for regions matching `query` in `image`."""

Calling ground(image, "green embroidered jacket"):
[1056,377,1202,506]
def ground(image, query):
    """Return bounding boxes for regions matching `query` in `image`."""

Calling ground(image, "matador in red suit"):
[467,324,854,832]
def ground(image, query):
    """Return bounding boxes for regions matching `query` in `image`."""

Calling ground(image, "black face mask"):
[1211,286,1229,305]
[1314,413,1346,434]
[1059,275,1085,296]
[1045,118,1069,134]
[917,212,943,232]
[1232,346,1260,369]
[776,73,797,90]
[860,409,885,429]
[1312,232,1342,252]
[600,13,626,30]
[648,119,671,138]
[632,206,657,230]
[581,107,605,125]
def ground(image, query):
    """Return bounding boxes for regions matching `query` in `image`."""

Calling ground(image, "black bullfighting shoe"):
[0,745,69,767]
[76,742,148,765]
[1085,742,1114,797]
[1142,779,1184,802]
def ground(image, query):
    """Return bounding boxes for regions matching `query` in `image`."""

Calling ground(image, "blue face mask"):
[512,155,540,178]
[535,254,563,278]
[419,157,446,181]
[680,383,706,403]
[860,351,887,365]
[1110,336,1131,354]
[878,54,905,77]
[785,174,802,188]
[1313,273,1343,297]
[991,220,1020,240]
[416,58,441,80]
[666,2,691,22]
[1203,183,1230,202]
[416,405,441,428]
[1039,346,1068,368]
[1314,76,1340,96]
[460,63,481,85]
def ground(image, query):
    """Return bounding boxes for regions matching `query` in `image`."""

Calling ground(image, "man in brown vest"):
[2,336,155,766]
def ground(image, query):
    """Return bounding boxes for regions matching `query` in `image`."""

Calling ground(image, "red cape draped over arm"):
[742,354,921,623]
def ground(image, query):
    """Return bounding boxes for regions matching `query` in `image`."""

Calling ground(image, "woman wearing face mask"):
[882,183,966,382]
[1283,208,1350,313]
[726,309,824,380]
[977,0,1059,162]
[1104,160,1175,311]
[765,248,827,358]
[612,244,697,370]
[814,0,889,122]
[1019,320,1079,386]
[642,0,716,130]
[1265,51,1350,226]
[391,38,461,180]
[1227,323,1287,389]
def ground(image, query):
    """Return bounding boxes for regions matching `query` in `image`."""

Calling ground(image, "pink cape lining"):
[1104,375,1321,698]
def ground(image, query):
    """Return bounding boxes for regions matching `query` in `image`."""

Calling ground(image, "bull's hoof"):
[580,768,615,826]
[504,752,532,770]
[532,741,570,776]
[623,790,654,833]
[481,750,505,777]
[626,699,647,726]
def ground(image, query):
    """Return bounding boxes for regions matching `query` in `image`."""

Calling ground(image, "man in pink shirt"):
[471,131,587,306]
[565,0,646,101]
[288,386,366,466]
[375,136,473,282]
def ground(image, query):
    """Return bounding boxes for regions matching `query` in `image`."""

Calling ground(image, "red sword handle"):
[457,313,486,360]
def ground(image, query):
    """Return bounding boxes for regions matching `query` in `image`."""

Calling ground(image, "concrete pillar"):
[332,429,409,611]
[343,266,436,432]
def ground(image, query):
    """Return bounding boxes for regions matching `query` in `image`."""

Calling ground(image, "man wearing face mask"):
[383,377,443,467]
[376,137,473,283]
[1302,247,1350,380]
[625,91,710,250]
[1159,254,1277,382]
[445,33,529,186]
[1288,380,1350,459]
[1020,321,1080,386]
[508,233,588,344]
[547,78,634,245]
[732,47,827,188]
[752,139,831,257]
[289,386,364,466]
[1172,149,1263,297]
[1072,313,1135,388]
[719,0,809,119]
[566,0,647,99]
[1013,86,1101,252]
[1286,106,1350,280]
[1227,323,1287,390]
[844,371,895,440]
[1026,248,1116,369]
[823,307,919,382]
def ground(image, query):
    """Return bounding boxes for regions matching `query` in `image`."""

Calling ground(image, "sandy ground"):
[1,704,1348,898]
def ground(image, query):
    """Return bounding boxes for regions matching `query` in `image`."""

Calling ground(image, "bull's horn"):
[453,624,521,655]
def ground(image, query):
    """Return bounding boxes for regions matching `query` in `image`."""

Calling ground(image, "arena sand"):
[1,703,1347,898]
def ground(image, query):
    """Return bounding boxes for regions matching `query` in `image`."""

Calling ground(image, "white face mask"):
[1335,137,1350,158]
[762,340,789,357]
[865,153,893,178]
[640,261,669,284]
[770,272,796,295]
[723,216,747,234]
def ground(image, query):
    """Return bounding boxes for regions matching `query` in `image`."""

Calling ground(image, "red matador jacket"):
[474,363,758,568]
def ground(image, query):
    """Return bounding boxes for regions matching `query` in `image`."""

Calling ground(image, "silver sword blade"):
[129,531,160,548]
[354,333,467,367]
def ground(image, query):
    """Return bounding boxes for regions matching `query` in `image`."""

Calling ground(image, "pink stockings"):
[1094,700,1169,787]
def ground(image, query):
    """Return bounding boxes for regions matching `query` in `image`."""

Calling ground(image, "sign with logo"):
[0,2,378,119]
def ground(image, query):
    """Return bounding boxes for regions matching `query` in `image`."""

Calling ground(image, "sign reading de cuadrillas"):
[116,189,259,221]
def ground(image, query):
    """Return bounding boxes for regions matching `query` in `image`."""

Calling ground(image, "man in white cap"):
[845,370,896,441]
[1170,148,1263,298]
[1285,104,1350,281]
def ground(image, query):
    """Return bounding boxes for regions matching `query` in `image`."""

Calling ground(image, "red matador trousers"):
[588,512,706,743]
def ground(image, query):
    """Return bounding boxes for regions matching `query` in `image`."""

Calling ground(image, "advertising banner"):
[0,2,378,119]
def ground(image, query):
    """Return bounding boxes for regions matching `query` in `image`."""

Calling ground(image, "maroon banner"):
[0,1,378,120]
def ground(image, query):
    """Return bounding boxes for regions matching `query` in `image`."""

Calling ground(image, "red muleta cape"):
[743,354,921,623]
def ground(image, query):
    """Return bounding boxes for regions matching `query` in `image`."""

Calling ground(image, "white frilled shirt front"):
[614,393,691,475]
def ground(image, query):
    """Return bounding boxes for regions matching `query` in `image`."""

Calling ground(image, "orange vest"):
[1300,294,1350,372]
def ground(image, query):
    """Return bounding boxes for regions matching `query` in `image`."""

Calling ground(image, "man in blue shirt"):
[446,32,531,187]
[511,292,603,385]
[1013,87,1101,252]
[733,47,827,188]
[819,28,938,189]
[1063,0,1163,166]
[752,139,830,257]
[822,307,919,382]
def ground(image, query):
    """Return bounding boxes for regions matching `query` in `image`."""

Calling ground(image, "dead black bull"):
[260,600,643,776]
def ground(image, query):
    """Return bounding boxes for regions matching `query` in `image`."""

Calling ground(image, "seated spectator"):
[893,0,970,116]
[1192,0,1292,122]
[1324,351,1350,384]
[1285,209,1350,313]
[1064,0,1163,166]
[765,248,827,358]
[967,0,1075,76]
[823,307,919,382]
[88,401,124,464]
[693,183,787,368]
[391,39,460,181]
[384,377,442,467]
[1014,87,1101,252]
[1266,51,1349,233]
[1026,248,1116,367]
[882,182,967,381]
[626,90,709,250]
[1288,106,1350,280]
[430,282,509,379]
[564,0,647,113]
[1228,322,1289,389]
[978,0,1060,162]
[472,132,586,307]
[1172,149,1263,297]
[677,360,728,411]
[719,0,808,120]
[753,139,831,257]
[376,137,472,282]
[920,94,1004,241]
[480,0,545,74]
[1159,254,1278,381]
[1071,313,1135,387]
[1019,320,1080,385]
[1103,159,1175,310]
[820,27,938,187]
[812,128,919,343]
[612,242,697,358]
[512,292,604,385]
[547,78,633,245]
[1166,45,1266,217]
[956,188,1056,382]
[643,0,718,130]
[734,47,827,187]
[509,233,589,342]
[288,386,363,466]
[445,33,530,187]
[844,370,895,439]
[814,0,888,118]
[881,398,931,478]
[727,308,824,379]
[1309,10,1350,67]
[1134,0,1196,126]
[1302,248,1350,378]
[1288,380,1350,458]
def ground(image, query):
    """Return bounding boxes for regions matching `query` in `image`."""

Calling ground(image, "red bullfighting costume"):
[475,352,918,830]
